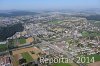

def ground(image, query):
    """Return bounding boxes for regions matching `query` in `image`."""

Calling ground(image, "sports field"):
[18,38,26,44]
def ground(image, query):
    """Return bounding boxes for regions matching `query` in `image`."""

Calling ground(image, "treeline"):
[86,15,100,21]
[0,23,24,41]
[72,15,100,21]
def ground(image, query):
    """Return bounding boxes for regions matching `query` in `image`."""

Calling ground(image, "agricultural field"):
[12,47,42,66]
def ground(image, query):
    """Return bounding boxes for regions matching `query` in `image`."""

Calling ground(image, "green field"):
[18,38,26,44]
[0,44,7,52]
[82,31,100,37]
[21,52,33,62]
[93,21,100,27]
[49,21,64,24]
[78,54,100,64]
[86,54,100,62]
[52,63,72,66]
[82,31,89,37]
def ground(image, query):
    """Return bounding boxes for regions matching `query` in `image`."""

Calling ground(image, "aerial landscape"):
[0,0,100,66]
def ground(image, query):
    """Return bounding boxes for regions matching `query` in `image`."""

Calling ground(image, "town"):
[0,12,100,66]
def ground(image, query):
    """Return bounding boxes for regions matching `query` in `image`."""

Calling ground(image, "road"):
[0,40,87,66]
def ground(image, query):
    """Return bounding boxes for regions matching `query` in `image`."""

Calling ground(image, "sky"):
[0,0,100,10]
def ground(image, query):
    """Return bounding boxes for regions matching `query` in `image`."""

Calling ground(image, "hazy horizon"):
[0,0,100,10]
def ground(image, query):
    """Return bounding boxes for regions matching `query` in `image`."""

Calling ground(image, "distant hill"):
[71,14,100,21]
[0,10,39,17]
